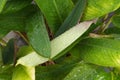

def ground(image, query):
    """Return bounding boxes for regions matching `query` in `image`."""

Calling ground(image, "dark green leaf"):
[76,38,120,67]
[36,60,76,80]
[26,11,51,58]
[82,0,120,20]
[0,0,7,13]
[35,0,74,33]
[55,0,86,37]
[0,5,37,38]
[12,65,35,80]
[2,39,14,65]
[1,0,32,14]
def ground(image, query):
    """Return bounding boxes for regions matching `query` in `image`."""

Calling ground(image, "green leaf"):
[2,39,14,65]
[17,46,49,67]
[55,0,86,37]
[0,0,7,13]
[17,21,92,67]
[12,65,35,80]
[26,11,51,58]
[0,65,13,80]
[105,27,120,34]
[82,0,120,20]
[36,63,75,80]
[64,62,112,80]
[35,0,74,33]
[0,5,37,38]
[51,21,93,59]
[1,0,32,14]
[112,14,120,28]
[76,38,120,67]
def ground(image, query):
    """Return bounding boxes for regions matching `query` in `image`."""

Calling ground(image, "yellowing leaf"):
[12,65,35,80]
[83,0,120,20]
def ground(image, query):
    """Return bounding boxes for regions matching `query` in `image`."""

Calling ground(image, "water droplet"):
[2,66,5,68]
[98,76,104,80]
[78,70,81,72]
[96,75,100,78]
[74,74,77,77]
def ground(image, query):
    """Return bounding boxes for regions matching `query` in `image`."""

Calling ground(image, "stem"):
[15,31,29,44]
[101,19,112,33]
[98,13,114,33]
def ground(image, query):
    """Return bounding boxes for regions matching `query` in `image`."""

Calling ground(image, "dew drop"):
[74,74,77,77]
[78,70,81,72]
[2,66,5,68]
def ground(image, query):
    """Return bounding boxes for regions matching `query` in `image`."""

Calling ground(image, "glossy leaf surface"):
[64,62,111,80]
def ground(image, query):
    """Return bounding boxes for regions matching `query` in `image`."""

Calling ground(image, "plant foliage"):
[0,0,120,80]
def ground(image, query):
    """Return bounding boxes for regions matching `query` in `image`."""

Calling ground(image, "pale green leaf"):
[12,65,35,80]
[82,0,120,20]
[76,38,120,67]
[51,21,93,59]
[0,0,7,13]
[35,0,74,33]
[64,62,111,80]
[55,0,86,37]
[26,11,51,58]
[17,46,49,67]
